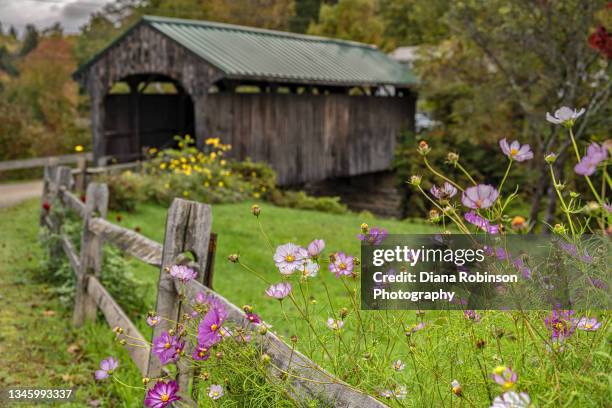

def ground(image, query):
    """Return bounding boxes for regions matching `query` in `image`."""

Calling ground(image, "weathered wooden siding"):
[204,93,414,185]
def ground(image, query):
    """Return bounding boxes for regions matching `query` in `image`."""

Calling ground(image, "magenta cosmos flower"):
[545,309,576,341]
[192,344,211,361]
[274,243,308,274]
[208,384,224,400]
[307,239,325,257]
[152,331,184,365]
[576,317,602,331]
[94,356,118,380]
[265,282,292,299]
[430,182,458,200]
[499,138,533,162]
[329,252,355,277]
[462,185,499,209]
[246,313,261,324]
[492,366,517,390]
[358,227,388,245]
[464,211,500,234]
[169,265,197,282]
[197,307,226,347]
[145,380,181,408]
[464,309,481,322]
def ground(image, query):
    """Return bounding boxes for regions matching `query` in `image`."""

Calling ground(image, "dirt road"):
[0,180,43,208]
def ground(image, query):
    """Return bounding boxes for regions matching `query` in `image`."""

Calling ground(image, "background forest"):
[0,0,610,220]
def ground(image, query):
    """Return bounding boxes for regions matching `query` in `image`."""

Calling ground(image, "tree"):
[289,0,322,33]
[307,0,383,45]
[206,0,295,30]
[19,24,39,56]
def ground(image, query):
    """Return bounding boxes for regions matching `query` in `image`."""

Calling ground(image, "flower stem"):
[423,156,464,192]
[548,165,576,237]
[498,159,513,193]
[456,161,478,186]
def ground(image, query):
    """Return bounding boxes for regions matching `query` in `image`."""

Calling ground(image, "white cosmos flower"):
[546,106,585,125]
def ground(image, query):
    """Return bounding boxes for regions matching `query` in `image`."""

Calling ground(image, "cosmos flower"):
[208,384,224,400]
[147,315,161,327]
[265,282,292,300]
[392,359,405,371]
[198,307,226,347]
[245,313,261,325]
[169,265,197,282]
[451,380,462,397]
[430,182,458,200]
[326,318,344,330]
[544,309,576,341]
[405,322,425,336]
[273,243,308,274]
[144,380,181,408]
[192,344,211,361]
[492,366,517,390]
[499,139,534,162]
[574,143,608,176]
[546,106,585,126]
[462,185,499,209]
[194,293,227,317]
[464,310,481,322]
[464,211,500,234]
[307,239,325,257]
[94,357,118,380]
[358,227,388,245]
[490,391,531,408]
[392,386,407,399]
[576,317,602,332]
[152,332,183,365]
[329,252,355,278]
[300,259,320,278]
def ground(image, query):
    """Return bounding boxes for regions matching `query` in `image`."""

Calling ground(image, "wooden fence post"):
[46,167,73,262]
[146,198,212,401]
[73,182,108,327]
[75,156,88,194]
[40,158,59,226]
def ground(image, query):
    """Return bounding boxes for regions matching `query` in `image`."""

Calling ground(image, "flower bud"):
[142,377,150,385]
[446,152,459,165]
[113,326,124,335]
[544,153,557,164]
[569,191,579,198]
[511,216,527,231]
[360,223,369,233]
[554,182,565,191]
[475,339,486,349]
[119,339,127,345]
[429,209,441,222]
[227,254,239,263]
[417,140,431,156]
[553,223,566,234]
[251,204,261,216]
[258,325,268,335]
[339,307,349,318]
[216,351,223,360]
[243,304,253,313]
[290,335,298,343]
[353,257,361,266]
[261,353,271,365]
[451,380,462,397]
[584,201,599,214]
[200,372,210,381]
[409,175,422,187]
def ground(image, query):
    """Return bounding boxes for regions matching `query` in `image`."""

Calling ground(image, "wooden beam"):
[87,276,150,375]
[60,234,81,275]
[0,153,92,172]
[88,218,163,267]
[60,188,86,219]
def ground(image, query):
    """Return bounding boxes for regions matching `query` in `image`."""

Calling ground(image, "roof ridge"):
[141,15,379,51]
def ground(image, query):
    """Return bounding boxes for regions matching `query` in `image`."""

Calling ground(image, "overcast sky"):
[0,0,115,34]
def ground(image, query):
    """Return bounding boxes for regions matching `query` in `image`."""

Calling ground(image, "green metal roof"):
[78,15,417,87]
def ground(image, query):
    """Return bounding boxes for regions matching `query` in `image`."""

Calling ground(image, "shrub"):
[268,189,348,214]
[103,170,147,212]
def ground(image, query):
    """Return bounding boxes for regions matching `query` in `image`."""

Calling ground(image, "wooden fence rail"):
[0,153,93,172]
[39,164,386,408]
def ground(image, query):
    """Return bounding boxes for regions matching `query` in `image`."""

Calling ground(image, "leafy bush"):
[268,189,348,214]
[104,170,147,212]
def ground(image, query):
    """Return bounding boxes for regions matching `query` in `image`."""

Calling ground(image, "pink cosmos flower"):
[326,318,344,330]
[546,106,585,126]
[145,380,181,408]
[405,322,425,336]
[307,239,325,257]
[357,227,388,245]
[265,282,292,299]
[499,138,534,162]
[464,211,500,234]
[464,310,481,322]
[208,384,224,400]
[492,366,517,390]
[169,265,197,282]
[245,313,261,324]
[274,243,308,274]
[197,307,226,347]
[574,142,608,176]
[192,344,211,361]
[576,317,601,331]
[462,185,499,209]
[430,182,458,200]
[329,252,355,278]
[300,259,320,278]
[152,331,184,365]
[94,357,118,380]
[545,309,576,341]
[491,391,531,408]
[147,315,160,327]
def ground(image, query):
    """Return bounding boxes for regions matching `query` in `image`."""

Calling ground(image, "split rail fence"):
[39,163,385,407]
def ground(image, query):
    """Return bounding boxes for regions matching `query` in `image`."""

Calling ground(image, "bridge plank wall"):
[205,92,415,185]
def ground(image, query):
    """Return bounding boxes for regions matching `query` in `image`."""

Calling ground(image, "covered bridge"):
[74,16,417,186]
